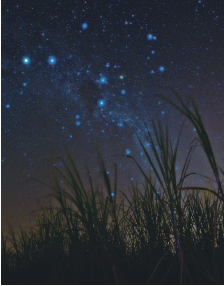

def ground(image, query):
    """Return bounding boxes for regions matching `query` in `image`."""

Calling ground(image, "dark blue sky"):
[2,0,224,233]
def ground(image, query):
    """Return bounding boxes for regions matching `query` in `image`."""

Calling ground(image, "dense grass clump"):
[2,90,224,284]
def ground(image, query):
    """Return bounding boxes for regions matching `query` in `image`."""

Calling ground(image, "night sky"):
[2,0,224,233]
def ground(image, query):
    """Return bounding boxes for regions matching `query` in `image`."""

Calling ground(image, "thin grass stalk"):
[98,152,126,256]
[1,232,10,272]
[213,198,218,263]
[7,224,21,269]
[180,244,183,284]
[177,140,198,189]
[146,252,168,284]
[177,187,223,202]
[202,269,221,284]
[160,256,176,284]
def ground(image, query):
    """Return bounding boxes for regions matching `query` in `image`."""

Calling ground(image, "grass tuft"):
[2,89,224,284]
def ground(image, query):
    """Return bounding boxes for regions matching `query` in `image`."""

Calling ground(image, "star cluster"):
[2,0,224,232]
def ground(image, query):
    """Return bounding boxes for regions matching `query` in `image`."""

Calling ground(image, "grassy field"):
[2,89,224,284]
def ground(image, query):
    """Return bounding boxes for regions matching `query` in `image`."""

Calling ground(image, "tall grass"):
[2,90,224,284]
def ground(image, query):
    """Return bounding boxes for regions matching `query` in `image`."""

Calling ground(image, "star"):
[98,99,105,106]
[48,56,56,65]
[22,57,30,64]
[100,77,107,83]
[82,23,88,29]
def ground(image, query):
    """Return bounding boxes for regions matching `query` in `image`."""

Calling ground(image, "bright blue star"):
[76,115,80,119]
[82,23,88,29]
[106,63,110,67]
[117,123,123,127]
[151,70,154,74]
[23,83,27,86]
[151,50,155,54]
[6,104,10,108]
[121,89,125,94]
[126,149,131,155]
[98,99,105,107]
[159,66,165,72]
[100,77,106,83]
[147,34,153,40]
[111,193,115,196]
[48,56,56,65]
[76,121,81,126]
[22,57,30,64]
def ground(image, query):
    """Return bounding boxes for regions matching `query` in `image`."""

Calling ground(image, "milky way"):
[2,0,224,232]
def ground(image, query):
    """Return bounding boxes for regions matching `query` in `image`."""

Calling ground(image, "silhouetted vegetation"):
[2,90,224,284]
